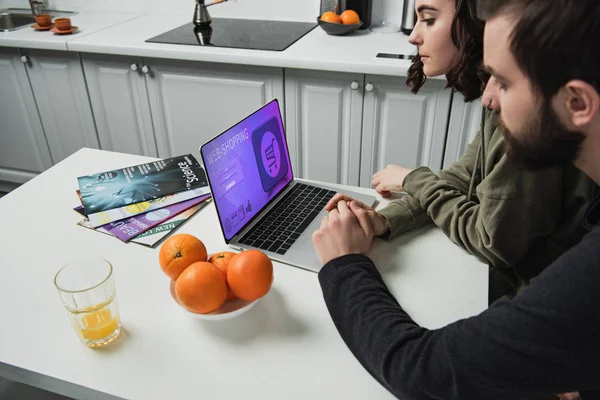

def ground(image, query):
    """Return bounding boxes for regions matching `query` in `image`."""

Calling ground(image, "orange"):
[227,250,273,301]
[159,234,207,280]
[320,11,342,24]
[340,9,360,25]
[208,251,238,300]
[175,262,227,314]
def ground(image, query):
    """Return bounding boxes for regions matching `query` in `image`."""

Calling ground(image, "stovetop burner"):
[147,18,317,52]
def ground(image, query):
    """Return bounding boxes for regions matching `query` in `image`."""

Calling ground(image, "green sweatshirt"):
[378,109,596,286]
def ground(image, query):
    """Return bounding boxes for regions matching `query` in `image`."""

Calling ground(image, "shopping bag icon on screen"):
[251,117,289,192]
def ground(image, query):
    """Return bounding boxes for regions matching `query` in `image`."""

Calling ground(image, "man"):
[312,0,600,399]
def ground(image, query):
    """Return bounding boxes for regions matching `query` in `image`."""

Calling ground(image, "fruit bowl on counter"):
[159,234,274,321]
[317,9,362,36]
[169,280,261,321]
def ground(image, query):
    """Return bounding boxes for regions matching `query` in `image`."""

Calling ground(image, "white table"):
[0,148,487,400]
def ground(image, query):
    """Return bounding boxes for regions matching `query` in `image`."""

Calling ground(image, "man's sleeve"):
[318,236,600,400]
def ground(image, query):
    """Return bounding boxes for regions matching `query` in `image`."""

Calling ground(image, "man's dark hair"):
[477,0,600,99]
[406,0,489,102]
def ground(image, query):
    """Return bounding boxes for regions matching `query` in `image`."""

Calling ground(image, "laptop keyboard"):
[238,183,336,255]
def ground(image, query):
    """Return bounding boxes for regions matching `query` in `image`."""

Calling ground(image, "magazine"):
[86,187,211,228]
[77,154,208,214]
[75,194,211,241]
[77,199,212,248]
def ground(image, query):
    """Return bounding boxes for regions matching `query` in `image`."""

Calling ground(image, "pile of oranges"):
[158,233,273,314]
[320,9,360,25]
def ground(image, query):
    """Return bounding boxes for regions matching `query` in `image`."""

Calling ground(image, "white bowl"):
[169,280,259,321]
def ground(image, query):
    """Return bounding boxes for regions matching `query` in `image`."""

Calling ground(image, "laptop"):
[199,99,376,272]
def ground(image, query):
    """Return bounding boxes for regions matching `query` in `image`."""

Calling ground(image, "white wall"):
[1,0,320,20]
[1,0,402,24]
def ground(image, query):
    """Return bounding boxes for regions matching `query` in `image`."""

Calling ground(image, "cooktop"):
[146,19,317,52]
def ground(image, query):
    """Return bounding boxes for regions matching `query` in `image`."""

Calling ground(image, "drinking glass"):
[54,258,121,348]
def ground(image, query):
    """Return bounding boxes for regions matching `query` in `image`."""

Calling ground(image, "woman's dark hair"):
[406,0,489,102]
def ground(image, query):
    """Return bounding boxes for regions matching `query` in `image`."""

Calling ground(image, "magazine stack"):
[74,154,212,247]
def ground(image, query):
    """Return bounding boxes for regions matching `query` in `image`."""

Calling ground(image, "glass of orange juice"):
[54,258,121,348]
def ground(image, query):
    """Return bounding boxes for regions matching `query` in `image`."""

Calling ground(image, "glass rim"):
[53,258,113,294]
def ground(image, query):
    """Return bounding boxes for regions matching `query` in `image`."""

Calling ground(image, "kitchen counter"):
[0,11,139,51]
[0,11,418,76]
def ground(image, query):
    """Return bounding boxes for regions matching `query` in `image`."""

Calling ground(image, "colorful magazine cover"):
[76,194,211,242]
[77,199,212,248]
[86,187,211,228]
[77,154,208,214]
[129,202,211,247]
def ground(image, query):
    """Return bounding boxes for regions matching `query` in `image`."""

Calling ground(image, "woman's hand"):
[372,165,413,197]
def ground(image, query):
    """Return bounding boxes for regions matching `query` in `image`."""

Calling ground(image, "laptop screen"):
[200,99,293,242]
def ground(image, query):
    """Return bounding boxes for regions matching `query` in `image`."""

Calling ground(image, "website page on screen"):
[201,100,293,241]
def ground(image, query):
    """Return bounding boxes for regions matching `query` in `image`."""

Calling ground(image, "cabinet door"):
[443,94,482,168]
[284,69,364,186]
[143,58,284,158]
[0,47,52,184]
[23,49,99,163]
[82,54,157,157]
[359,76,452,187]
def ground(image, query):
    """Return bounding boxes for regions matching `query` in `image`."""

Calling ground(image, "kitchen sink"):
[0,8,77,32]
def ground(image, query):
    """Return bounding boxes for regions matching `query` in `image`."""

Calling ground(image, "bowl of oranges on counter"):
[318,9,362,36]
[159,233,273,321]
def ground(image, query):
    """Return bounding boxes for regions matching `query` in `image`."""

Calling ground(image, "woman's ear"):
[562,80,600,129]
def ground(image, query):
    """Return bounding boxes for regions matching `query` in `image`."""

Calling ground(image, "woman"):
[325,0,594,302]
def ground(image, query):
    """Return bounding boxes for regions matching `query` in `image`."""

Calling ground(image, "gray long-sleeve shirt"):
[318,194,600,400]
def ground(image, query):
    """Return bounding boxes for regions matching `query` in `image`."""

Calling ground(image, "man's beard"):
[495,99,585,170]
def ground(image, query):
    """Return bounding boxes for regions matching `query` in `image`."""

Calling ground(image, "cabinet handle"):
[365,82,374,92]
[130,63,139,72]
[21,55,29,64]
[141,65,150,74]
[350,81,359,90]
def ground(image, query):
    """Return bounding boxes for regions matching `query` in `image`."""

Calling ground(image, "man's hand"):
[325,194,390,236]
[312,200,374,265]
[372,165,413,197]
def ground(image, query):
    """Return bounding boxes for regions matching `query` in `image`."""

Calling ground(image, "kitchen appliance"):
[146,19,316,52]
[319,0,339,14]
[343,0,372,30]
[401,0,416,35]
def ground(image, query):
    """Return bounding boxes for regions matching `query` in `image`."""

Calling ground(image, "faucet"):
[28,0,48,15]
[193,0,229,27]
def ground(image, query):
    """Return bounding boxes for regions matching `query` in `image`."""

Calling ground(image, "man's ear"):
[562,80,600,128]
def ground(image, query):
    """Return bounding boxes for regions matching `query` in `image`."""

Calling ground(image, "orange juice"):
[67,297,121,348]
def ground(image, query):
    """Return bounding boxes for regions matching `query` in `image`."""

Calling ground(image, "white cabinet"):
[82,54,157,157]
[285,70,453,187]
[0,47,52,185]
[443,93,482,168]
[143,58,284,158]
[1,46,467,193]
[82,55,285,159]
[22,49,99,163]
[359,75,452,187]
[284,69,364,186]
